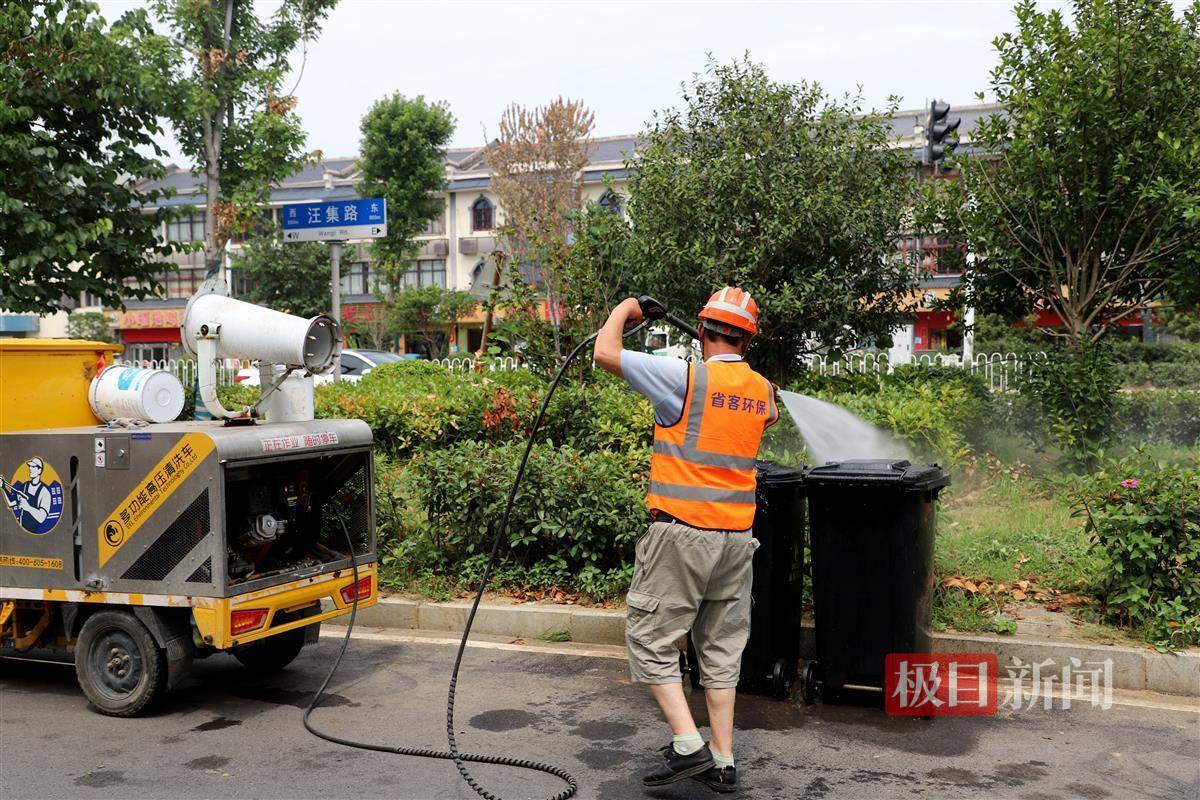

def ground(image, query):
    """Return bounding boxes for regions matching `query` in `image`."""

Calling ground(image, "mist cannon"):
[181,292,340,421]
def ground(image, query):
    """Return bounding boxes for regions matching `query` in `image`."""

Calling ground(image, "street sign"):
[281,197,387,242]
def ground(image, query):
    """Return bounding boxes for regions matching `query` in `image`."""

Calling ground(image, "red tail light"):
[340,576,372,604]
[231,608,269,634]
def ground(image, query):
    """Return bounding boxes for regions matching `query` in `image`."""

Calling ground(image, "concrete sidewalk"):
[351,596,1200,697]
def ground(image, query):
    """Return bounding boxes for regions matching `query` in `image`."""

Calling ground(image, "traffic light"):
[925,100,961,165]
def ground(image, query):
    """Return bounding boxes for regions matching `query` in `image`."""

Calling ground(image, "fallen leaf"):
[963,581,979,594]
[1012,589,1027,601]
[1017,580,1031,590]
[943,577,965,589]
[1017,554,1031,564]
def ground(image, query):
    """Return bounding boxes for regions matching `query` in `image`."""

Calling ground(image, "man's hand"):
[594,297,645,376]
[619,297,645,327]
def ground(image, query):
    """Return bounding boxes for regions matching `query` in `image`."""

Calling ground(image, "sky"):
[95,0,1085,166]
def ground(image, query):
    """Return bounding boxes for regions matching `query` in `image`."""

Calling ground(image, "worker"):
[4,457,53,532]
[594,287,777,794]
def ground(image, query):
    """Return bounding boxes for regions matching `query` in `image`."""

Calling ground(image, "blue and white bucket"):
[89,366,185,424]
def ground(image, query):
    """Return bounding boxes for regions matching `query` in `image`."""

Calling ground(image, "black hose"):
[304,324,647,800]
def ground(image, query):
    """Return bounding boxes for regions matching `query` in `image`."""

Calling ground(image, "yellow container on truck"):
[0,339,122,433]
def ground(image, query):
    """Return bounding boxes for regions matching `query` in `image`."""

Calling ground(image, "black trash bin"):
[684,461,806,699]
[802,459,949,705]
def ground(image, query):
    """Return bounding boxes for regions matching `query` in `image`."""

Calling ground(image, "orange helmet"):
[698,286,759,338]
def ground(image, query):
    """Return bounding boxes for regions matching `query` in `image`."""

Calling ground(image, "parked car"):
[234,348,408,386]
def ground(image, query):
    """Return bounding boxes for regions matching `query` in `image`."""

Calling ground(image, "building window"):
[471,197,494,232]
[162,267,206,299]
[424,208,446,235]
[401,259,447,289]
[166,212,207,243]
[599,191,621,214]
[340,262,370,296]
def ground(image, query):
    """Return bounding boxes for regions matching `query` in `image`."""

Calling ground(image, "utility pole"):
[330,241,342,382]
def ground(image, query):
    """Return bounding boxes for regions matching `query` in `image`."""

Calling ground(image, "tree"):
[357,93,455,272]
[344,304,395,350]
[487,97,596,356]
[626,57,918,382]
[923,0,1200,347]
[0,1,179,313]
[67,311,115,344]
[127,0,337,276]
[230,235,330,318]
[1161,303,1200,342]
[385,285,475,360]
[560,197,637,333]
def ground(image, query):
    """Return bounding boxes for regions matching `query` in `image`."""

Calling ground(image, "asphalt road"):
[2,633,1197,800]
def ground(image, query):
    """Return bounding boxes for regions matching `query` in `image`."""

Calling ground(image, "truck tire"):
[233,627,306,673]
[74,610,166,717]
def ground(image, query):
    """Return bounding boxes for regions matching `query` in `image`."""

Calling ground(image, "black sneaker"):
[693,765,738,793]
[642,743,716,786]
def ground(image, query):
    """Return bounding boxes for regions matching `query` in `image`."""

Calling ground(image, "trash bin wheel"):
[771,659,792,699]
[802,661,822,705]
[74,609,166,717]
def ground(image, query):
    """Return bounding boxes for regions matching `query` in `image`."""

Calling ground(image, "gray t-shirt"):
[619,351,745,426]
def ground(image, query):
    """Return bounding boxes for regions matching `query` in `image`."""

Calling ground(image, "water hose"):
[304,321,651,800]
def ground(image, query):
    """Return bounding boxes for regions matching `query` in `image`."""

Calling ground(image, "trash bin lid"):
[804,459,949,491]
[756,460,806,486]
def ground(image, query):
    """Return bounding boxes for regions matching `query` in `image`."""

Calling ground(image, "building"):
[7,101,1018,356]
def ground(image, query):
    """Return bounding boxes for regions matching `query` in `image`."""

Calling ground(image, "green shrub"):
[315,363,650,457]
[1070,454,1200,649]
[1109,340,1200,365]
[1116,361,1200,388]
[384,441,649,580]
[1016,344,1121,471]
[1115,391,1200,447]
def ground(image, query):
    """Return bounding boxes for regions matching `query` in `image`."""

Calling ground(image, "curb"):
[356,598,1200,697]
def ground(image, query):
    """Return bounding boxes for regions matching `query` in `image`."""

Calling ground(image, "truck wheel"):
[75,610,166,717]
[233,627,306,673]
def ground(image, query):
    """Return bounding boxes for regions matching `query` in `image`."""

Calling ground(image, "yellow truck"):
[0,338,377,716]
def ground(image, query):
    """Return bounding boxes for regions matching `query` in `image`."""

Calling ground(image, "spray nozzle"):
[637,296,701,340]
[637,295,668,320]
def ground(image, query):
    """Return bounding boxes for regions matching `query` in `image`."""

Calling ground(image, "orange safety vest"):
[646,359,779,531]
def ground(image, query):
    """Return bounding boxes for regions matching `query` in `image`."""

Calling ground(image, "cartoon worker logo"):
[4,457,64,535]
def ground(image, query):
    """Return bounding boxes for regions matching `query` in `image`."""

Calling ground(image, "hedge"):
[315,361,652,456]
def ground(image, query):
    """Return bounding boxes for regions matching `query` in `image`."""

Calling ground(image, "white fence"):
[804,351,1045,392]
[435,351,1044,393]
[435,356,521,373]
[114,358,253,389]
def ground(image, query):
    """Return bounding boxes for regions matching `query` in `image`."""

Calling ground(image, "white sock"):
[672,731,705,755]
[712,750,735,770]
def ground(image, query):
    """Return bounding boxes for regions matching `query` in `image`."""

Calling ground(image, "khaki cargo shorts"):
[625,520,759,689]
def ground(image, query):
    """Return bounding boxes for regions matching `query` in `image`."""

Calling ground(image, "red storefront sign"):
[115,308,184,343]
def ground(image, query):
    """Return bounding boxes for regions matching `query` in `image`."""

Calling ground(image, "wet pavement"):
[1,634,1197,799]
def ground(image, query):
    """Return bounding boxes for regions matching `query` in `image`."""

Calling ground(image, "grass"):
[932,469,1102,634]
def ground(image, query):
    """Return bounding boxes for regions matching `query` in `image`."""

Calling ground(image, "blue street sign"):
[281,197,387,242]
